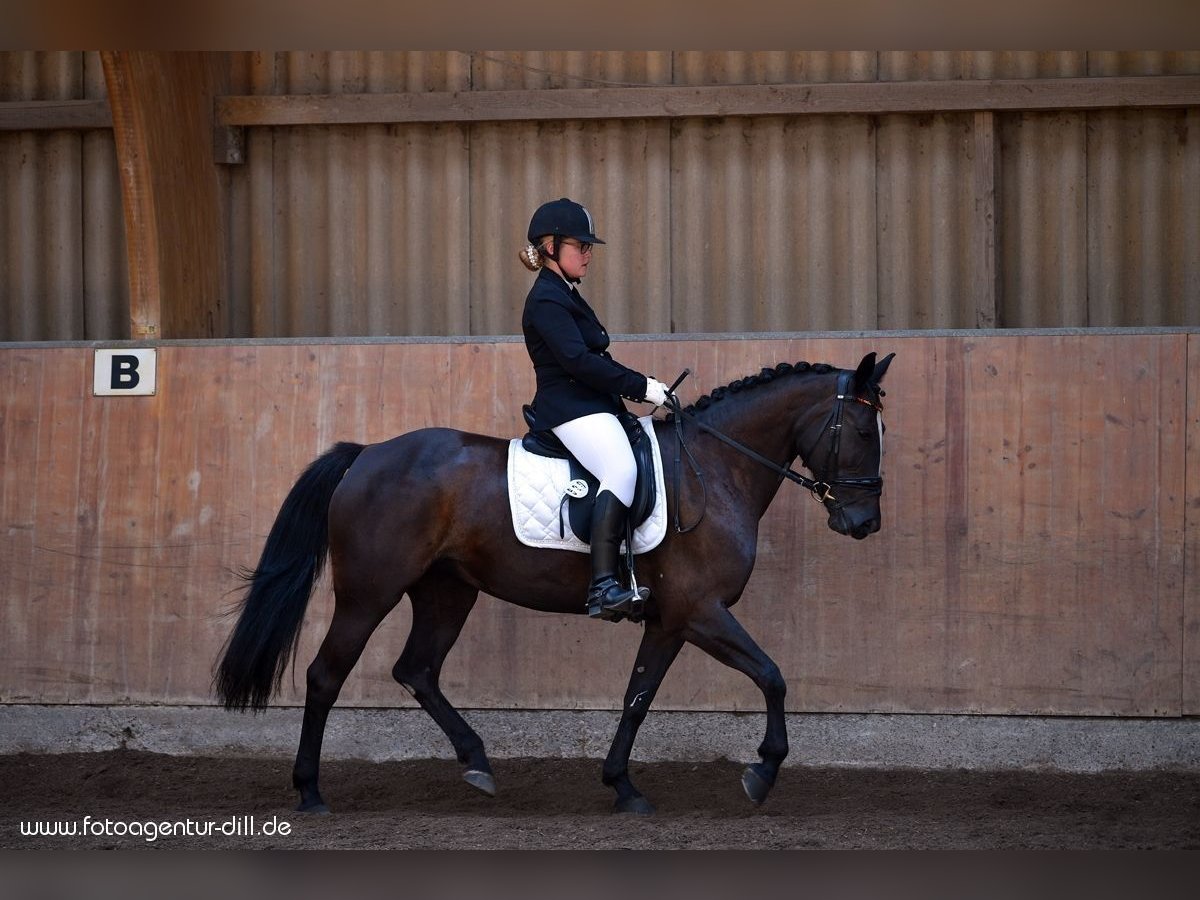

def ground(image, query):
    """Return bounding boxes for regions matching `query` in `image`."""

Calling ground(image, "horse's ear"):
[872,352,895,385]
[852,352,877,392]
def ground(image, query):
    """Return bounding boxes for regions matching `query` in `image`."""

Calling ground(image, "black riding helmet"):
[527,197,606,250]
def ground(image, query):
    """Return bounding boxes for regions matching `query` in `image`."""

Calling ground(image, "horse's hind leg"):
[294,600,393,814]
[603,621,685,815]
[391,572,494,795]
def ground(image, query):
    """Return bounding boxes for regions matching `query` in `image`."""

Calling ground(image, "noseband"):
[667,370,884,533]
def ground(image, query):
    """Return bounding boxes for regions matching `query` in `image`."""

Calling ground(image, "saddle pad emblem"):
[507,416,668,555]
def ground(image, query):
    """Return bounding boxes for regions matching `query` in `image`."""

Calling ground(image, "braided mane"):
[669,361,837,420]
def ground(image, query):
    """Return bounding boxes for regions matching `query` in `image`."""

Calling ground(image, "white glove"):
[643,377,671,407]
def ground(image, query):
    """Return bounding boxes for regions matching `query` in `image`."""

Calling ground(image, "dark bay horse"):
[216,351,894,814]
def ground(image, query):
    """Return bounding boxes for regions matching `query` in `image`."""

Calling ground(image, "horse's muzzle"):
[828,506,881,540]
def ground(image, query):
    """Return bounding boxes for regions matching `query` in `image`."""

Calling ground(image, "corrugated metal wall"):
[0,51,127,341]
[2,51,1198,339]
[467,51,676,335]
[1086,52,1200,327]
[225,52,475,337]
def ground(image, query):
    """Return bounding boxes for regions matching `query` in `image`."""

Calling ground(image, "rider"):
[519,197,671,620]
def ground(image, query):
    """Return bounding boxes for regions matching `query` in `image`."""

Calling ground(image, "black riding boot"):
[586,490,642,621]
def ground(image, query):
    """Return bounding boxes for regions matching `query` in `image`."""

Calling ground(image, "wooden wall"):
[0,332,1194,716]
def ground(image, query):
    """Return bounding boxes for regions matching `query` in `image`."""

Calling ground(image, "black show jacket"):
[521,267,649,431]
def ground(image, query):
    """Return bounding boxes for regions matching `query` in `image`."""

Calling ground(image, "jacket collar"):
[538,266,579,295]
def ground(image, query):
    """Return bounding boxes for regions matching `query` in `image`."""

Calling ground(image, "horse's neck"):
[695,376,829,513]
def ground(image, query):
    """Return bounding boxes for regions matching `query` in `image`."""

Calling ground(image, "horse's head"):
[800,352,894,540]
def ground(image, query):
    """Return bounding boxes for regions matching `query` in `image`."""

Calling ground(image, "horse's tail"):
[215,441,367,712]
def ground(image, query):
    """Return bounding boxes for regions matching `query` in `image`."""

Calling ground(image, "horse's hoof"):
[463,769,496,797]
[296,801,331,815]
[613,795,655,816]
[741,765,772,805]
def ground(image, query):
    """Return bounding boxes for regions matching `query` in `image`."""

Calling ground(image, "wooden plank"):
[972,111,1000,328]
[216,76,1200,127]
[947,334,1186,715]
[0,100,112,131]
[3,76,1196,134]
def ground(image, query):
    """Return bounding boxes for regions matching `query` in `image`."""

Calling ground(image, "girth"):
[520,405,657,543]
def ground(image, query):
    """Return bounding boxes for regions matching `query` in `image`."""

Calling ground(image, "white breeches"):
[552,412,637,507]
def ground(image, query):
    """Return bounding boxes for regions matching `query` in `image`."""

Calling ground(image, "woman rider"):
[519,198,671,621]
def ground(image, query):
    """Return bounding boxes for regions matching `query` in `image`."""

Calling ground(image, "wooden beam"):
[101,51,232,339]
[216,75,1200,127]
[4,75,1194,134]
[0,100,112,131]
[972,111,1000,329]
[102,53,160,339]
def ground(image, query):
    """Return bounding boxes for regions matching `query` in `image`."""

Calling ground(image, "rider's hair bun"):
[518,243,543,272]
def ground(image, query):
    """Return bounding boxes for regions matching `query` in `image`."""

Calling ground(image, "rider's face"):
[554,238,592,281]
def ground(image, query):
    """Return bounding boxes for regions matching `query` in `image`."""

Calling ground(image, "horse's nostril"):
[850,520,878,540]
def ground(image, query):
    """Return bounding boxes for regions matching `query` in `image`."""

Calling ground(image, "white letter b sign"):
[93,349,157,396]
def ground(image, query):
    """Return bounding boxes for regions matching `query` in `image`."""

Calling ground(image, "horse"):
[215,351,894,815]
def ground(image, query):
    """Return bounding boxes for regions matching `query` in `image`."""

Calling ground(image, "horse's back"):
[330,427,508,525]
[343,426,502,485]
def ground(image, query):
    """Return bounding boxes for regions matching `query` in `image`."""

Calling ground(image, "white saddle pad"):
[507,416,668,554]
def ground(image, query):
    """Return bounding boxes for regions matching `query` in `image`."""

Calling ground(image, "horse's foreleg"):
[684,605,788,806]
[392,574,494,795]
[294,601,391,814]
[603,621,685,815]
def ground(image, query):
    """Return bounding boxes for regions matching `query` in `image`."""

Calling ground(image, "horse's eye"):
[857,429,874,440]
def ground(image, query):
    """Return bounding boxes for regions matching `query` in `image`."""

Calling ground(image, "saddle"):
[521,405,657,544]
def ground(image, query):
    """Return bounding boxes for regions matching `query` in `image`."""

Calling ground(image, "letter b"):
[111,355,141,390]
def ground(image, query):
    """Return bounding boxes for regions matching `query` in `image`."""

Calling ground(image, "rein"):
[665,370,883,534]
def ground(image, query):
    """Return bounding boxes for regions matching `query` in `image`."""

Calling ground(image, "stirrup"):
[587,579,650,622]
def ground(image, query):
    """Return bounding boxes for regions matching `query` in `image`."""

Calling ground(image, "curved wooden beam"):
[101,51,229,338]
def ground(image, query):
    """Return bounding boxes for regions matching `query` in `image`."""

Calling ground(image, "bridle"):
[666,370,884,533]
[803,370,885,533]
[808,370,885,500]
